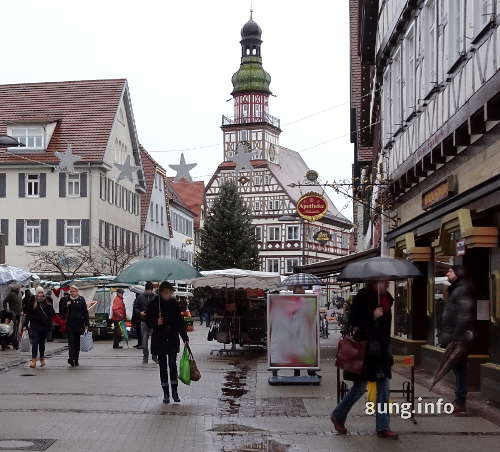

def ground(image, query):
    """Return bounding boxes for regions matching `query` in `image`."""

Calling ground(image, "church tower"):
[221,12,281,164]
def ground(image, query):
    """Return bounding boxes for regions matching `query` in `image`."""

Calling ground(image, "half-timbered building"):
[205,14,352,275]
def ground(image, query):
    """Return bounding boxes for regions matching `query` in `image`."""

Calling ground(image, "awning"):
[296,248,380,278]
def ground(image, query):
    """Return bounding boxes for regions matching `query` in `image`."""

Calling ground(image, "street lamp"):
[278,213,307,267]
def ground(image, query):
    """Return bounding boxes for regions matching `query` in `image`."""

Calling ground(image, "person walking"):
[23,287,55,368]
[331,281,398,439]
[3,285,22,321]
[111,288,126,349]
[439,265,476,414]
[60,286,89,367]
[22,289,33,315]
[133,282,157,364]
[131,293,142,349]
[146,281,189,404]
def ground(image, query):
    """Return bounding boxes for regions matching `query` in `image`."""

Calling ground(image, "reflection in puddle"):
[220,363,249,415]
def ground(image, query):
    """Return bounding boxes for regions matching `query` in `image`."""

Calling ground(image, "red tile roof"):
[0,79,126,164]
[167,178,205,230]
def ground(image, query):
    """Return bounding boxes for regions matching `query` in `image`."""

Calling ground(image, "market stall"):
[189,269,281,355]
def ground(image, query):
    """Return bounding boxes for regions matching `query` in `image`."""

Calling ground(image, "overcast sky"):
[2,0,353,219]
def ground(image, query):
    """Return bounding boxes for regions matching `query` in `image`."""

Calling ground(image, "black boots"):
[162,384,169,404]
[171,384,180,403]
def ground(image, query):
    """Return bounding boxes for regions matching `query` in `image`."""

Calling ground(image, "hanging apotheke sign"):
[313,230,332,242]
[296,192,328,221]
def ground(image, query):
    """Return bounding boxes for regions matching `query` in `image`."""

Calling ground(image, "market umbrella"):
[429,340,469,391]
[188,268,282,290]
[280,273,324,287]
[0,265,38,285]
[115,258,202,284]
[337,257,421,282]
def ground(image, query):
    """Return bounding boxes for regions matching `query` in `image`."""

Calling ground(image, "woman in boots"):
[146,281,189,404]
[23,287,55,368]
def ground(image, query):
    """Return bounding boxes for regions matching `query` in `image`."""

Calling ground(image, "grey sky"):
[2,0,352,219]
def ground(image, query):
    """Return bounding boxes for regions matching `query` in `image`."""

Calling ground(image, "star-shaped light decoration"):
[115,155,140,183]
[232,142,253,173]
[55,144,80,173]
[169,153,197,181]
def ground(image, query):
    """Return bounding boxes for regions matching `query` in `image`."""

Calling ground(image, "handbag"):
[335,335,367,375]
[179,346,191,385]
[207,321,217,341]
[20,330,31,353]
[186,344,201,382]
[80,331,93,352]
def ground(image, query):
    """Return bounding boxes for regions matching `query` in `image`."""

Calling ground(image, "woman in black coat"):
[24,287,55,368]
[146,281,188,404]
[331,281,398,440]
[59,286,89,367]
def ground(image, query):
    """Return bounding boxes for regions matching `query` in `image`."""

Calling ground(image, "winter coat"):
[25,297,55,332]
[111,295,126,322]
[3,290,22,317]
[133,292,156,321]
[439,278,476,347]
[60,296,89,334]
[146,296,188,355]
[344,287,394,382]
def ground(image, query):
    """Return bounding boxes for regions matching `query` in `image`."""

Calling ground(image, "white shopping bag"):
[80,331,93,352]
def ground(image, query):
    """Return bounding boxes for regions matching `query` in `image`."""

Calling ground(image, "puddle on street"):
[219,362,249,415]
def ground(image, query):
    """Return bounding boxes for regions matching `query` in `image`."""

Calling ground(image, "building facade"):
[205,14,352,275]
[0,79,145,277]
[351,0,500,403]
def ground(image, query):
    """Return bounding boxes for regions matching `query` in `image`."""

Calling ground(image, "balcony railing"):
[222,113,281,129]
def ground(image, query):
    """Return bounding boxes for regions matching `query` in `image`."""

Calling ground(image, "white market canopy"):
[188,268,282,290]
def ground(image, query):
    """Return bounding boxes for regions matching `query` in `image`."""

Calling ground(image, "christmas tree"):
[196,182,259,270]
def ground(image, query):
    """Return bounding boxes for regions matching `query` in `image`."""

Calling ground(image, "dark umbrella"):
[280,273,324,287]
[429,340,469,391]
[115,257,202,284]
[0,135,22,147]
[337,257,421,282]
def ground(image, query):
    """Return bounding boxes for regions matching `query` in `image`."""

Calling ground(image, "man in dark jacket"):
[133,282,157,364]
[331,281,398,439]
[60,286,89,367]
[3,286,22,319]
[440,265,476,413]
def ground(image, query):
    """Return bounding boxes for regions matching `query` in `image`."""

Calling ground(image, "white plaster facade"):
[169,202,194,265]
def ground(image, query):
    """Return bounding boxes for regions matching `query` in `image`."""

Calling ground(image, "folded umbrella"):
[337,257,421,282]
[429,341,469,391]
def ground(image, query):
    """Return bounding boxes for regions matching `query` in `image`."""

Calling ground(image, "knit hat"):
[35,286,45,295]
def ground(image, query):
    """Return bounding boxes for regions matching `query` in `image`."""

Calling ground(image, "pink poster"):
[267,295,319,369]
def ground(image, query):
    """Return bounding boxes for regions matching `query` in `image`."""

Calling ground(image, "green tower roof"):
[231,15,272,96]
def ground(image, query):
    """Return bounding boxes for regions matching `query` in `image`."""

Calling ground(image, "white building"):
[0,79,145,276]
[140,147,171,258]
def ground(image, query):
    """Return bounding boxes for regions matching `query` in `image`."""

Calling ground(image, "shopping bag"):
[335,336,367,375]
[187,344,201,382]
[179,346,191,385]
[20,330,31,353]
[367,381,377,403]
[80,331,93,352]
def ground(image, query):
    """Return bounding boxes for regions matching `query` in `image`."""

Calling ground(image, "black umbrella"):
[337,256,421,282]
[0,135,22,147]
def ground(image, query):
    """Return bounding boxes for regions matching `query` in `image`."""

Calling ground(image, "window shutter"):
[16,219,24,246]
[56,219,65,246]
[59,173,66,197]
[0,174,5,197]
[18,174,26,198]
[80,172,88,197]
[0,219,8,246]
[41,219,49,246]
[99,220,103,247]
[81,219,90,246]
[39,173,46,197]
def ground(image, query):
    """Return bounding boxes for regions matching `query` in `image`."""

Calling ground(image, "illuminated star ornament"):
[169,153,197,181]
[55,144,80,173]
[232,143,253,173]
[115,155,140,183]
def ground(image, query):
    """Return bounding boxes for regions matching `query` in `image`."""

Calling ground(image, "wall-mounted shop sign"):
[296,192,328,221]
[313,230,332,242]
[422,176,457,210]
[456,239,466,256]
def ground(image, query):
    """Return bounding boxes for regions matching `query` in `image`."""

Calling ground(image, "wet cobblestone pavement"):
[2,326,500,451]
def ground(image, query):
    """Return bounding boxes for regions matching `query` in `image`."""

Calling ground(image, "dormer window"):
[11,127,44,150]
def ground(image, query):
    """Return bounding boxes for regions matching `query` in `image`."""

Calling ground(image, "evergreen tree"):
[196,182,259,270]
